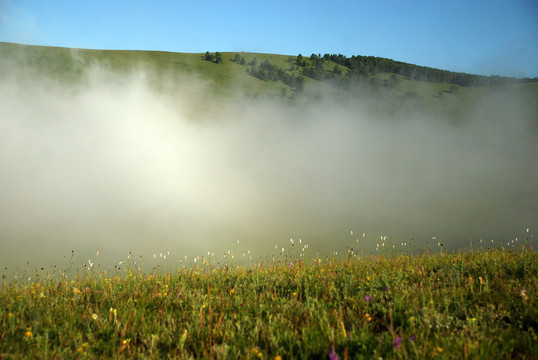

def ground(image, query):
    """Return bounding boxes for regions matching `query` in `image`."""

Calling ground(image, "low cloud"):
[1,59,537,272]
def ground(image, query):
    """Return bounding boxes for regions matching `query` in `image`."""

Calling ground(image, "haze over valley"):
[1,43,537,272]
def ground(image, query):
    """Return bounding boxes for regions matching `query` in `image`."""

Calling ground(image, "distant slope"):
[1,41,537,121]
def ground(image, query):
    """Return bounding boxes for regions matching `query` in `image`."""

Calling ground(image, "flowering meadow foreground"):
[1,246,537,359]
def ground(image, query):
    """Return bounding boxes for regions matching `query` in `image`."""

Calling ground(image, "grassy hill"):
[2,41,537,118]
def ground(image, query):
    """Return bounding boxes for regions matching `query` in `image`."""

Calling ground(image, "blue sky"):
[1,0,537,77]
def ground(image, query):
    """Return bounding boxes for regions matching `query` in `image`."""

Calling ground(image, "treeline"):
[216,50,536,98]
[243,57,305,93]
[302,53,535,87]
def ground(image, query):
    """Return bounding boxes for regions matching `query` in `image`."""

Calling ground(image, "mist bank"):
[1,61,537,273]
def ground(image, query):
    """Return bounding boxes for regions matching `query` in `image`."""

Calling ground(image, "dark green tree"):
[296,54,303,66]
[215,52,222,64]
[204,51,214,62]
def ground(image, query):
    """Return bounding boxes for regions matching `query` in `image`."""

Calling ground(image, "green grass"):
[4,41,534,104]
[1,247,536,359]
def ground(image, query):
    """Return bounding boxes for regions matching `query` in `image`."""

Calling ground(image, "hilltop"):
[2,41,537,121]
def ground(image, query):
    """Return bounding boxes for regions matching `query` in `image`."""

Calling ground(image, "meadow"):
[1,244,536,359]
[1,41,537,359]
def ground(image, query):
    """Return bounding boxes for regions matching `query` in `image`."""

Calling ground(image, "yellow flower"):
[364,313,372,322]
[91,313,99,321]
[436,347,443,352]
[250,347,263,358]
[24,330,32,338]
[76,342,90,353]
[274,356,282,360]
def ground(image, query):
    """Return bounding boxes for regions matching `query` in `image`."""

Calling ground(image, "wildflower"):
[329,347,339,360]
[91,313,99,321]
[250,347,263,358]
[436,346,443,353]
[410,334,416,342]
[110,307,118,322]
[521,289,528,300]
[274,356,282,360]
[364,313,372,322]
[24,330,33,338]
[364,295,373,304]
[393,336,402,349]
[77,342,89,353]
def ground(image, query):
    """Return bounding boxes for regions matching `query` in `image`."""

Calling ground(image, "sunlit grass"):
[1,243,537,359]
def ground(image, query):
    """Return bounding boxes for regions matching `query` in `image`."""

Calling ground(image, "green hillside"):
[1,41,537,121]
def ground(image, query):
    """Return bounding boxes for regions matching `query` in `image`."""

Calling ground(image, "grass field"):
[2,41,537,359]
[1,245,536,359]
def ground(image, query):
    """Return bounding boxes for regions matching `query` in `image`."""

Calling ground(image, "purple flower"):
[385,286,390,291]
[409,334,416,342]
[364,295,373,304]
[393,336,402,349]
[329,347,339,360]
